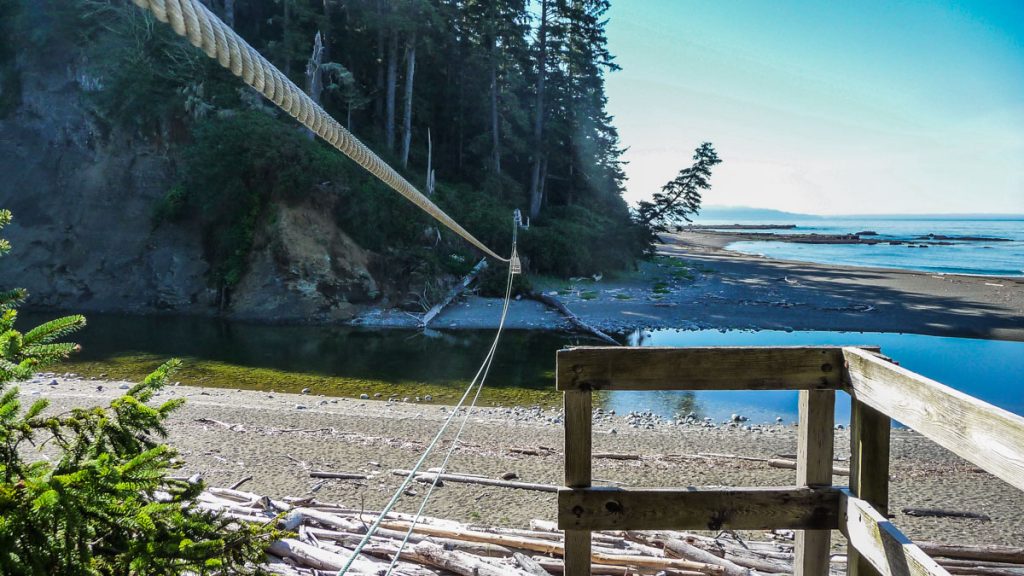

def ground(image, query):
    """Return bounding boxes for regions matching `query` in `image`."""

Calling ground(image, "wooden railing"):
[557,346,1024,576]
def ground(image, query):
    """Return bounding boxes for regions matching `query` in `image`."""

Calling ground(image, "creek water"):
[22,312,1024,425]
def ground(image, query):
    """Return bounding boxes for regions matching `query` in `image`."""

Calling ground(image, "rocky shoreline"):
[355,231,1024,340]
[15,231,1024,341]
[684,228,1013,246]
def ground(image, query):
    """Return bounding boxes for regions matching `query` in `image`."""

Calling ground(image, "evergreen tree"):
[24,0,655,277]
[635,142,721,233]
[0,210,278,574]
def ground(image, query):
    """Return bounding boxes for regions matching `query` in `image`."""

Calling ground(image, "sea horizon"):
[693,215,1024,277]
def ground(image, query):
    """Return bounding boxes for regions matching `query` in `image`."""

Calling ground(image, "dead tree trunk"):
[426,127,435,194]
[527,291,619,345]
[489,38,501,175]
[539,155,548,210]
[374,1,384,124]
[401,32,416,168]
[223,0,235,28]
[421,259,487,327]
[385,29,399,152]
[319,0,330,58]
[303,31,325,140]
[528,0,548,219]
[282,0,291,77]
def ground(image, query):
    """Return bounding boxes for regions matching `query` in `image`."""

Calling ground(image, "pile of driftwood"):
[198,487,1024,576]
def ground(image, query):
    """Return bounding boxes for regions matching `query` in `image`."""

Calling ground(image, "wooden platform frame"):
[557,346,1024,576]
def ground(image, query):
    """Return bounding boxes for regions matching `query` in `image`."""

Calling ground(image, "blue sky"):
[604,0,1024,215]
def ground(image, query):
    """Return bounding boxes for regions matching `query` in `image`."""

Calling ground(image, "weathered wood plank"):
[840,490,952,576]
[557,486,839,531]
[556,346,847,390]
[849,397,891,576]
[849,399,891,513]
[563,390,592,490]
[914,542,1024,565]
[795,389,836,576]
[563,390,592,576]
[843,347,1024,492]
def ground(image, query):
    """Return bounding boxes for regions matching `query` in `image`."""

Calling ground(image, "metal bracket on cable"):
[511,209,523,275]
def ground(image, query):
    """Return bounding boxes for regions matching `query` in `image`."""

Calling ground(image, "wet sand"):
[24,375,1024,548]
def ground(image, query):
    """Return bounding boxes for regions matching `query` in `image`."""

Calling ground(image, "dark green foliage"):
[434,181,516,257]
[174,112,332,288]
[164,111,428,288]
[335,173,428,253]
[0,360,277,575]
[635,142,721,235]
[21,0,653,279]
[0,211,277,574]
[39,0,241,135]
[520,205,646,276]
[476,263,532,297]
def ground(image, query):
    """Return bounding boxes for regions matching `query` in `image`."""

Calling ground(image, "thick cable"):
[128,0,509,263]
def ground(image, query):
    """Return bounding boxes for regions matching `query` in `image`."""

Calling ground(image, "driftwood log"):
[194,486,1024,576]
[901,507,991,521]
[915,542,1024,565]
[391,469,559,492]
[527,291,619,345]
[422,258,487,327]
[309,471,369,480]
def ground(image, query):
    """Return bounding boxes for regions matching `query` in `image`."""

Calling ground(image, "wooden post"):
[848,398,891,576]
[795,389,835,576]
[564,389,592,576]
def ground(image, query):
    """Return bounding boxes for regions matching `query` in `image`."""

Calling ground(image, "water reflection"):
[22,312,1024,424]
[606,328,1024,425]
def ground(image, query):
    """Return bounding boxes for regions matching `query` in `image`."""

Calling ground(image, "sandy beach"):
[22,374,1024,551]
[419,231,1024,341]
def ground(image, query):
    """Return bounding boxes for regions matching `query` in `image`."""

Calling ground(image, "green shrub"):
[0,210,277,574]
[519,205,645,277]
[41,0,237,134]
[476,264,532,297]
[434,181,515,258]
[333,173,428,253]
[171,112,344,288]
[166,112,432,289]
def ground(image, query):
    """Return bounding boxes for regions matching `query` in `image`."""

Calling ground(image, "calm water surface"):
[22,313,1024,425]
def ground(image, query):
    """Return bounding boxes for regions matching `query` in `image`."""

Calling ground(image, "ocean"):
[698,217,1024,277]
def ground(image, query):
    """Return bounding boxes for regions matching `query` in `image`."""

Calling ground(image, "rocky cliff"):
[0,45,381,322]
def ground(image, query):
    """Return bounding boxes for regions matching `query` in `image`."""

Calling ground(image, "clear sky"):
[604,0,1024,215]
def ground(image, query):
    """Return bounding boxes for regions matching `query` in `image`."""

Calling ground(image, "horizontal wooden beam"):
[840,489,951,576]
[557,486,839,531]
[557,346,849,391]
[843,347,1024,492]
